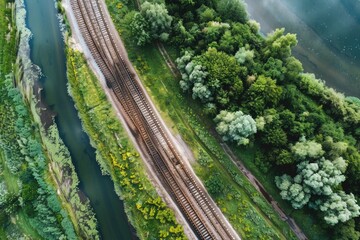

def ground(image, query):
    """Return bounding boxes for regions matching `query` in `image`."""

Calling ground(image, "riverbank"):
[12,0,99,238]
[0,0,81,238]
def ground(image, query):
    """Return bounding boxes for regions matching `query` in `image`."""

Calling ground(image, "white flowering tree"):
[317,191,360,225]
[214,110,257,145]
[291,139,325,161]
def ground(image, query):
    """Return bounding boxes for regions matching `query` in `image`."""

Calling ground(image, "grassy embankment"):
[65,46,187,239]
[104,1,300,239]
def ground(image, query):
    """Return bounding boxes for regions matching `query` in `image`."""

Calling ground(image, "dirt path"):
[156,42,180,77]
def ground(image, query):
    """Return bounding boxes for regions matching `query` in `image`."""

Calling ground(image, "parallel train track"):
[71,0,239,239]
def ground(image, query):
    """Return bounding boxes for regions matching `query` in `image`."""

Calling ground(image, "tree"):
[317,191,360,225]
[197,5,216,23]
[262,57,285,81]
[216,0,248,23]
[214,110,257,145]
[219,30,237,53]
[0,181,8,206]
[285,56,303,82]
[261,125,288,148]
[176,53,211,102]
[172,20,195,46]
[128,12,151,46]
[275,175,311,209]
[235,47,254,64]
[192,81,212,101]
[276,156,349,211]
[344,146,360,195]
[333,219,360,240]
[243,75,283,114]
[177,51,196,90]
[264,28,297,59]
[205,172,224,195]
[299,158,346,196]
[291,139,325,161]
[275,149,294,165]
[141,2,173,41]
[196,48,244,107]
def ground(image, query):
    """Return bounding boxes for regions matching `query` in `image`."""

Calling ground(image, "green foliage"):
[0,2,81,238]
[291,139,325,161]
[175,53,210,101]
[264,28,298,59]
[205,172,224,195]
[333,219,360,240]
[214,110,257,145]
[274,149,294,165]
[243,75,283,114]
[275,174,310,209]
[1,74,76,240]
[195,47,244,108]
[107,0,360,236]
[141,1,172,41]
[317,191,360,225]
[275,155,360,225]
[0,181,8,205]
[235,46,254,64]
[284,56,303,82]
[197,5,216,23]
[262,57,285,81]
[261,125,288,148]
[127,11,150,46]
[216,0,248,23]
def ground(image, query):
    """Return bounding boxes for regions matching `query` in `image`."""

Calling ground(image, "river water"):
[244,0,360,97]
[25,0,133,239]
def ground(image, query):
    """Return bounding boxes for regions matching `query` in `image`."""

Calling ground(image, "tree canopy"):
[214,110,257,145]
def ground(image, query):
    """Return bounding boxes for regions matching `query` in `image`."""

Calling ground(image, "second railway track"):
[71,0,240,239]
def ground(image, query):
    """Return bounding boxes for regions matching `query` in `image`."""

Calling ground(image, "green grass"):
[16,211,43,239]
[0,151,19,194]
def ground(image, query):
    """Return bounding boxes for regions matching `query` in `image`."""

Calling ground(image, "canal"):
[25,0,134,238]
[244,0,360,97]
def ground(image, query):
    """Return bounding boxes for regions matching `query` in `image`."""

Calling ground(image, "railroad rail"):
[71,0,240,239]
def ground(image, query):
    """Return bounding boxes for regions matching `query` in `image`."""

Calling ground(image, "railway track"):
[71,0,240,239]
